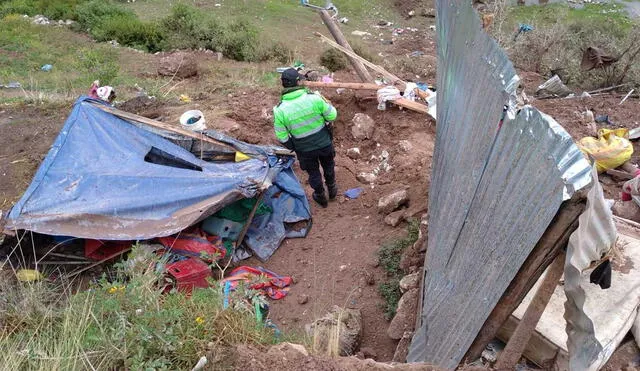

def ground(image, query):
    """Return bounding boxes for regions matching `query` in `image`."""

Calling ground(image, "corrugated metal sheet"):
[407,0,591,367]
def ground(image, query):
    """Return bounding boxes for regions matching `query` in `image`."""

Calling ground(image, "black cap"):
[281,68,303,88]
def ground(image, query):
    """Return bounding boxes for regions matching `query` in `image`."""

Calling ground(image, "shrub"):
[91,14,165,52]
[255,41,293,63]
[220,19,259,61]
[320,48,347,72]
[75,47,120,84]
[0,0,87,19]
[74,0,136,31]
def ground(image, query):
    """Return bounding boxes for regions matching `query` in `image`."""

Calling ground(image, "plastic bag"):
[578,128,633,172]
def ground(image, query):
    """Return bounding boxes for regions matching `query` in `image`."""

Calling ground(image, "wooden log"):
[391,98,430,114]
[319,10,373,83]
[465,196,586,362]
[495,252,566,369]
[301,81,382,90]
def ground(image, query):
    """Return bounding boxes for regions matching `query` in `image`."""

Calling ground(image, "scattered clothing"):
[157,232,226,261]
[221,266,292,300]
[590,259,612,289]
[581,47,619,71]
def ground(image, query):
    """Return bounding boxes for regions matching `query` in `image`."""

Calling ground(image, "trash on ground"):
[513,23,533,41]
[16,269,43,282]
[536,75,573,98]
[221,266,292,300]
[578,128,633,172]
[581,46,619,71]
[345,187,364,199]
[180,109,206,131]
[179,94,191,103]
[40,64,53,72]
[1,81,21,89]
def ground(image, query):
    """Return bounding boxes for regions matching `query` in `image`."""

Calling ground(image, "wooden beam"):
[465,196,586,361]
[391,98,430,114]
[315,32,405,88]
[495,253,566,369]
[301,81,382,90]
[319,10,373,83]
[496,315,569,370]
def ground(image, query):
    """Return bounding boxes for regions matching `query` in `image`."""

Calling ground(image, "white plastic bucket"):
[180,110,206,132]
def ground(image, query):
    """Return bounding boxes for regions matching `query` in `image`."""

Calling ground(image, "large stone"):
[306,306,362,356]
[399,272,420,293]
[384,209,406,227]
[397,140,413,153]
[378,189,409,214]
[347,147,361,159]
[357,172,377,184]
[158,52,198,78]
[392,331,414,362]
[387,288,419,340]
[351,113,375,140]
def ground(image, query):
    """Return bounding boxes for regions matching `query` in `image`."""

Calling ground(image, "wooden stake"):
[301,81,383,90]
[66,248,132,278]
[235,193,265,249]
[495,253,566,369]
[319,10,373,83]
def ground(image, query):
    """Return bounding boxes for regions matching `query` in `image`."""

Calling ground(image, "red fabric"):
[157,232,225,261]
[221,266,292,300]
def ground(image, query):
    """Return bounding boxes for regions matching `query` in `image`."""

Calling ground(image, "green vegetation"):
[495,2,640,89]
[320,48,348,72]
[0,246,284,370]
[377,219,420,320]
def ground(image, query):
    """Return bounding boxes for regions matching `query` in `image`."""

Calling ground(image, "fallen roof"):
[4,97,311,261]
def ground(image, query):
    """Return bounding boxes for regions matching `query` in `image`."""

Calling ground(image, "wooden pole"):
[319,10,373,83]
[66,247,132,278]
[235,193,265,249]
[465,196,586,361]
[301,81,382,90]
[494,253,566,369]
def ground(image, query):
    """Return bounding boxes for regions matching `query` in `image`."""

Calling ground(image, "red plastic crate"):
[166,257,211,292]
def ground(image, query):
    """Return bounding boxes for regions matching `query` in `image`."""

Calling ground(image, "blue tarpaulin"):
[4,97,311,261]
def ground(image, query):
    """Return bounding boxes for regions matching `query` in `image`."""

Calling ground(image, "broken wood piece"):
[66,247,132,278]
[606,169,635,180]
[235,192,265,249]
[466,197,585,361]
[47,252,89,261]
[319,10,373,83]
[495,252,566,369]
[314,32,407,89]
[39,260,93,265]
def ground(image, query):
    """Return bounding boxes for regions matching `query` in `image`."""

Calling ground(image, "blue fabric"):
[6,97,311,256]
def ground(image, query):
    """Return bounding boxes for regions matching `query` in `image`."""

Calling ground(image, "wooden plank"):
[495,253,566,369]
[391,98,430,114]
[496,315,569,370]
[465,196,586,361]
[89,102,237,151]
[90,101,294,157]
[319,10,373,83]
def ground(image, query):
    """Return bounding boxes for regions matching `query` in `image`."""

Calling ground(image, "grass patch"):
[0,245,286,369]
[377,219,420,320]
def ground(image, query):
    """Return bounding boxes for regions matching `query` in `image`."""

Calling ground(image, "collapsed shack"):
[405,0,640,370]
[1,96,311,280]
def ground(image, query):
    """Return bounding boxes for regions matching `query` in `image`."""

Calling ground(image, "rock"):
[306,306,362,356]
[347,147,361,159]
[397,140,413,153]
[399,272,420,293]
[266,342,309,358]
[387,289,419,340]
[357,172,377,184]
[384,209,406,227]
[357,346,377,360]
[377,189,409,214]
[351,113,375,140]
[422,8,436,17]
[298,294,309,305]
[392,331,413,362]
[158,52,198,78]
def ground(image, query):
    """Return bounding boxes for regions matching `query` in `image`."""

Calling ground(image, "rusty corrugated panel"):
[407,0,591,367]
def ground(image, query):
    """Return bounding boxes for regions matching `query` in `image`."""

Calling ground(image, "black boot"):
[327,183,338,200]
[312,191,328,208]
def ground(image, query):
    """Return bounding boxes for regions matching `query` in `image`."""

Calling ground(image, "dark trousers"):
[297,145,336,195]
